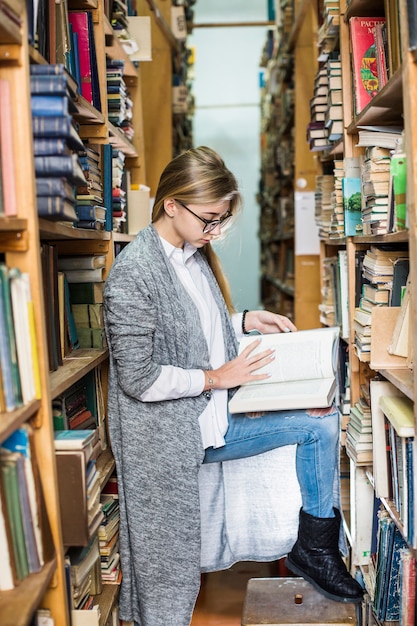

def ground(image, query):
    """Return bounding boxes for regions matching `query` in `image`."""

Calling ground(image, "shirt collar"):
[159,236,198,263]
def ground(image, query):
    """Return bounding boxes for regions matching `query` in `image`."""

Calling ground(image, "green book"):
[0,264,23,409]
[0,449,29,580]
[68,281,104,304]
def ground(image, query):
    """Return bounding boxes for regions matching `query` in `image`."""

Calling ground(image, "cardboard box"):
[127,186,151,235]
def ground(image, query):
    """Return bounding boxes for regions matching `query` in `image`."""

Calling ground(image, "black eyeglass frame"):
[174,199,232,234]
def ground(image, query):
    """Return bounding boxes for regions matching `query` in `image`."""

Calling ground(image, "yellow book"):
[378,395,415,437]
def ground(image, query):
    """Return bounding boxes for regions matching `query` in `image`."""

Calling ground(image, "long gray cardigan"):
[103,225,240,625]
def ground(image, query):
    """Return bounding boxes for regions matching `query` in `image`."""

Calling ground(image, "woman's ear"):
[164,198,176,217]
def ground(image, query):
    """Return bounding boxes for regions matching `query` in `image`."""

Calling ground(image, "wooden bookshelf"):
[295,0,417,620]
[0,0,185,623]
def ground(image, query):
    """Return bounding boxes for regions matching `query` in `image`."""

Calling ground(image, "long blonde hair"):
[152,146,242,313]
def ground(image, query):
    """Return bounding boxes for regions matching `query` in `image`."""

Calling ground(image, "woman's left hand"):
[243,310,297,335]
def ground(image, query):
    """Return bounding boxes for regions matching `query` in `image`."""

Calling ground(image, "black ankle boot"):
[285,508,364,604]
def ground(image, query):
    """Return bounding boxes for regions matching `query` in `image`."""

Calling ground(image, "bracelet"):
[242,309,250,334]
[203,371,214,399]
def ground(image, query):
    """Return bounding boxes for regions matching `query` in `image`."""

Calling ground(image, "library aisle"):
[191,562,279,625]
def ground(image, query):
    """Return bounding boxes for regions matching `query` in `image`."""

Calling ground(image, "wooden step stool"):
[242,578,359,626]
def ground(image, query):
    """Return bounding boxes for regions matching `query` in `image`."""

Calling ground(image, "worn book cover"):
[228,326,339,414]
[349,17,386,114]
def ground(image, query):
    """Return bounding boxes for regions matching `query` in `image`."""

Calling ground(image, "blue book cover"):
[31,95,71,117]
[54,429,96,450]
[103,143,113,231]
[33,137,71,156]
[342,177,363,236]
[30,73,69,95]
[2,427,42,573]
[384,526,409,620]
[406,438,414,545]
[373,514,395,619]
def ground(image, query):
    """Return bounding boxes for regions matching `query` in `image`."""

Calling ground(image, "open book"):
[228,326,340,414]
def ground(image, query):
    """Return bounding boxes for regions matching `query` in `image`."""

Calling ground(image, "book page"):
[238,326,339,385]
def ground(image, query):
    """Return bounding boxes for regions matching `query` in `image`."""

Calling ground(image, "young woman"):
[103,146,363,626]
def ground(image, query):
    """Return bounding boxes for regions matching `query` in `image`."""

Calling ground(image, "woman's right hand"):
[207,339,275,390]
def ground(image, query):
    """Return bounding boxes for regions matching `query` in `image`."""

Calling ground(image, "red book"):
[349,17,386,114]
[0,79,17,216]
[68,11,94,105]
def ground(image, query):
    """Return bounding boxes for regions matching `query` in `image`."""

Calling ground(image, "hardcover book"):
[68,11,101,111]
[228,326,339,414]
[36,196,79,222]
[0,78,17,216]
[68,281,104,304]
[349,17,386,114]
[342,176,362,236]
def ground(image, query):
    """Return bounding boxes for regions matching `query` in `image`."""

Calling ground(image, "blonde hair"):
[152,146,242,313]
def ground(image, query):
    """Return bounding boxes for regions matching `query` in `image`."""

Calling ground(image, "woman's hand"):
[208,339,275,390]
[243,310,297,335]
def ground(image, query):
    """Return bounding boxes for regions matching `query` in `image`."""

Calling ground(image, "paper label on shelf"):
[294,191,320,255]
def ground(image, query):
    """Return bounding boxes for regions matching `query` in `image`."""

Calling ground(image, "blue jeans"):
[203,407,339,518]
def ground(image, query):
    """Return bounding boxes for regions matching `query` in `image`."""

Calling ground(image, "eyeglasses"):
[175,199,233,234]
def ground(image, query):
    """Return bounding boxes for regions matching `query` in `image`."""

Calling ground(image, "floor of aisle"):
[191,560,289,626]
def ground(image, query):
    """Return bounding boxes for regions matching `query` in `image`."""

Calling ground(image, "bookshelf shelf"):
[38,220,111,241]
[70,0,98,9]
[0,226,28,252]
[96,448,116,490]
[378,368,414,401]
[73,96,106,125]
[113,232,135,243]
[352,231,409,244]
[0,400,42,445]
[347,67,403,132]
[0,558,57,626]
[95,583,119,626]
[344,0,385,20]
[49,348,109,400]
[108,122,139,157]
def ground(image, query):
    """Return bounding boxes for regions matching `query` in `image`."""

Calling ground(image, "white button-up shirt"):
[140,236,243,449]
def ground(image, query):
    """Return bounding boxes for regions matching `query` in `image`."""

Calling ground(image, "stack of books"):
[58,255,107,349]
[75,145,106,230]
[317,0,340,62]
[30,64,86,222]
[112,148,127,231]
[98,494,121,583]
[106,58,134,141]
[314,174,335,237]
[361,146,392,235]
[66,535,102,613]
[52,377,97,432]
[54,429,103,546]
[345,398,373,465]
[328,159,345,239]
[0,425,54,591]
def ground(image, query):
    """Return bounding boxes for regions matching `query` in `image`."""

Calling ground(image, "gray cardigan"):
[104,225,344,625]
[104,225,239,625]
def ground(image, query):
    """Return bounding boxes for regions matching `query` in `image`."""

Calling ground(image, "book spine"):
[33,138,70,156]
[32,115,72,138]
[36,177,75,198]
[0,79,18,216]
[31,95,70,117]
[68,12,93,105]
[0,265,22,409]
[30,74,69,95]
[74,205,96,221]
